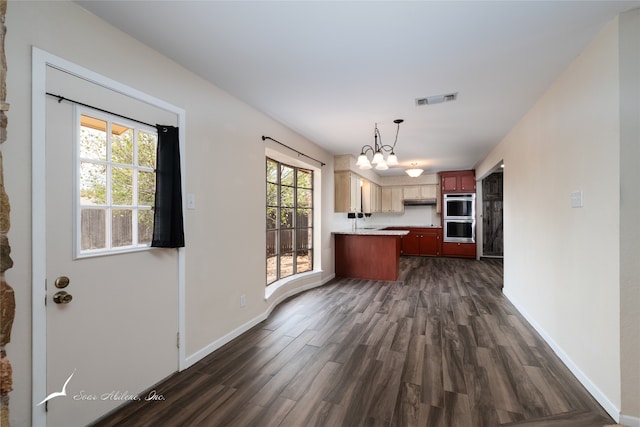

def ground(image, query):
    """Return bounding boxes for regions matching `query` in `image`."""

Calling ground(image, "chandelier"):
[356,119,403,171]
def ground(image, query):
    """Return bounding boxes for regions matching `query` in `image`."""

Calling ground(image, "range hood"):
[403,199,437,206]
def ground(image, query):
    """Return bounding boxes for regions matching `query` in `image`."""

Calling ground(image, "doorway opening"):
[481,164,503,258]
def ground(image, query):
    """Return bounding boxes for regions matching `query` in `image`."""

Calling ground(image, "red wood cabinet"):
[401,232,420,255]
[398,228,442,257]
[440,170,476,193]
[440,170,476,259]
[335,234,402,281]
[441,241,476,258]
[420,230,441,256]
[441,174,458,192]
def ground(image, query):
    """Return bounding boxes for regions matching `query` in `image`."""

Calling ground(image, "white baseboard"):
[265,272,335,316]
[183,273,335,370]
[183,311,268,369]
[620,414,640,427]
[503,289,622,423]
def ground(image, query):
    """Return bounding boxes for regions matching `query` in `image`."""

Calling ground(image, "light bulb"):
[356,154,371,169]
[375,161,388,170]
[406,168,424,177]
[372,151,384,165]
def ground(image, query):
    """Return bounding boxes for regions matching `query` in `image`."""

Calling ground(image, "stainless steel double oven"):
[443,193,476,243]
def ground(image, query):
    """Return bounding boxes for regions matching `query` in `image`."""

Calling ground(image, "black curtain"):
[151,125,185,248]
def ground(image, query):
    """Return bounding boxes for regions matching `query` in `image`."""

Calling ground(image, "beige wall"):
[477,15,638,421]
[6,1,638,425]
[619,8,640,421]
[5,2,334,424]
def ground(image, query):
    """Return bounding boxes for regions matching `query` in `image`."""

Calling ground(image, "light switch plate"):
[571,190,583,208]
[187,193,196,209]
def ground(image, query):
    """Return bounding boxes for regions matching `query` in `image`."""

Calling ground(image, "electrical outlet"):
[240,294,246,307]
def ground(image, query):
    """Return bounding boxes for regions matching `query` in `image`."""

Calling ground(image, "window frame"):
[266,157,314,285]
[74,106,158,258]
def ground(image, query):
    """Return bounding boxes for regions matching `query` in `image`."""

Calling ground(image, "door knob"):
[53,291,73,304]
[55,276,70,289]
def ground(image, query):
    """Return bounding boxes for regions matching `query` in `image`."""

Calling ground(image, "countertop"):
[383,225,442,229]
[332,228,410,236]
[332,225,443,236]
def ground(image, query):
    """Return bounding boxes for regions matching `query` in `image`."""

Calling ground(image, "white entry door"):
[42,67,179,427]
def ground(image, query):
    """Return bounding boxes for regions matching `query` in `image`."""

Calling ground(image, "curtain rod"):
[261,135,326,166]
[46,92,156,129]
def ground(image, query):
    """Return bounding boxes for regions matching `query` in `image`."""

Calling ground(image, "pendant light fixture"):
[405,163,424,178]
[356,119,403,171]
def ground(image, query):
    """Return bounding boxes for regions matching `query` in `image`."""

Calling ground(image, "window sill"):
[265,270,323,301]
[75,245,156,260]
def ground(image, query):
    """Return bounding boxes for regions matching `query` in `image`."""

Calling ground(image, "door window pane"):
[112,126,133,164]
[138,209,154,245]
[80,208,106,250]
[138,131,157,168]
[138,171,155,206]
[112,167,133,206]
[80,116,107,160]
[80,162,107,205]
[112,209,133,247]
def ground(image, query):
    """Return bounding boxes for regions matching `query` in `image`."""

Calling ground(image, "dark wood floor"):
[93,257,614,427]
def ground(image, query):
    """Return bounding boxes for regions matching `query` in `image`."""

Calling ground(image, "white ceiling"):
[77,0,640,175]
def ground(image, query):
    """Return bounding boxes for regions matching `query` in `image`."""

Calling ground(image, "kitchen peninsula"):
[333,228,409,281]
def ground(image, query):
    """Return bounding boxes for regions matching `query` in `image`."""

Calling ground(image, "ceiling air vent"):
[416,92,458,106]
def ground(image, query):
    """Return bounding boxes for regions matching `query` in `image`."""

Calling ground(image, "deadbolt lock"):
[53,291,73,304]
[54,276,70,289]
